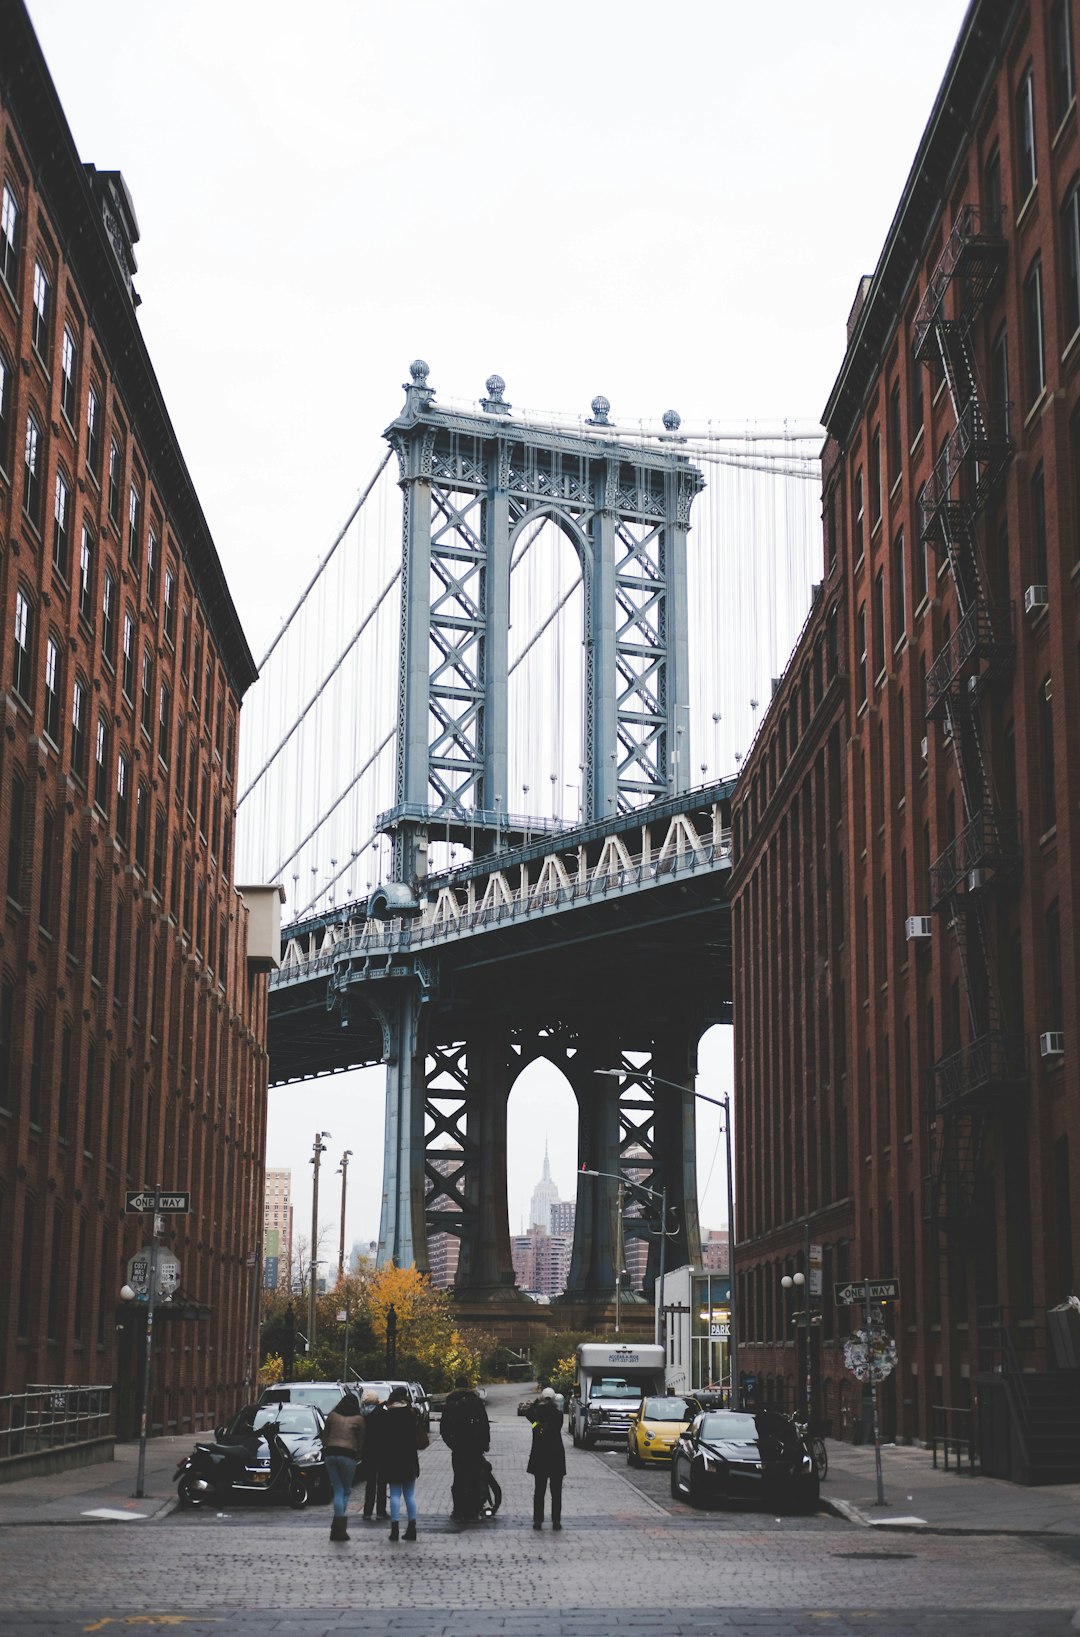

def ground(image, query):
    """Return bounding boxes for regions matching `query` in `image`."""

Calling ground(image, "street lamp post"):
[579,1168,669,1345]
[596,1068,738,1405]
[336,1149,354,1284]
[308,1130,331,1351]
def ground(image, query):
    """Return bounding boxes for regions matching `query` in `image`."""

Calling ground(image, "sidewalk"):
[821,1438,1080,1535]
[0,1434,191,1525]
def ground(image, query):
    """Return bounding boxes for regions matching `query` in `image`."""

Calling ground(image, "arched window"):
[101,568,117,666]
[70,675,87,779]
[94,713,109,809]
[78,524,94,624]
[52,467,71,579]
[134,781,149,871]
[0,180,20,291]
[116,750,130,844]
[43,633,62,744]
[12,585,33,701]
[0,345,11,476]
[121,608,135,700]
[60,325,77,425]
[23,410,42,526]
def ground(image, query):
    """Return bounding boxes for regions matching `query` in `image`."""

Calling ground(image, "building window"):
[984,142,1002,229]
[158,683,171,766]
[57,1022,72,1139]
[146,527,158,607]
[31,260,50,358]
[853,468,864,560]
[192,639,202,711]
[888,380,902,485]
[38,811,54,933]
[116,751,130,844]
[86,382,101,478]
[108,439,121,525]
[13,587,33,701]
[1017,64,1037,200]
[91,874,103,975]
[910,348,924,441]
[101,569,116,666]
[7,771,25,901]
[60,327,77,424]
[78,526,94,623]
[17,1199,35,1338]
[990,323,1009,439]
[892,530,906,645]
[70,678,87,779]
[0,347,11,474]
[0,182,18,290]
[52,470,70,579]
[127,483,141,566]
[1031,464,1048,585]
[870,428,882,525]
[1046,898,1064,1030]
[152,810,165,896]
[225,718,235,781]
[1039,675,1056,830]
[873,568,886,679]
[1064,179,1080,342]
[44,634,61,744]
[121,610,135,700]
[140,646,153,736]
[856,602,867,707]
[94,715,109,809]
[163,566,176,643]
[135,782,149,872]
[66,844,79,960]
[1023,257,1045,406]
[23,411,42,526]
[1052,0,1075,127]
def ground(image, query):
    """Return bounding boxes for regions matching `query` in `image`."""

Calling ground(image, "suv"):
[577,1379,643,1449]
[258,1381,348,1416]
[355,1378,430,1433]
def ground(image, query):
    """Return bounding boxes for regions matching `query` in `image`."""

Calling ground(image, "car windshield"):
[251,1405,320,1436]
[263,1384,342,1413]
[642,1397,694,1422]
[593,1383,641,1400]
[699,1412,760,1442]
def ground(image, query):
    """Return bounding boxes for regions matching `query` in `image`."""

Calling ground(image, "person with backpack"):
[439,1375,491,1520]
[527,1386,566,1530]
[382,1384,425,1541]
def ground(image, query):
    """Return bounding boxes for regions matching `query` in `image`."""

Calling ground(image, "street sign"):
[126,1246,181,1299]
[808,1241,823,1297]
[709,1322,730,1338]
[125,1191,191,1214]
[833,1277,900,1305]
[844,1328,898,1383]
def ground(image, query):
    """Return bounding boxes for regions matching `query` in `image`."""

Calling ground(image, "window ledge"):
[1016,183,1039,231]
[908,425,925,458]
[1052,97,1077,152]
[1023,388,1048,430]
[1039,823,1058,848]
[889,473,903,502]
[1062,325,1080,368]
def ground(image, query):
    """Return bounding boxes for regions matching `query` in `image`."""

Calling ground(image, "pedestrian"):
[440,1374,491,1520]
[381,1383,425,1541]
[360,1388,388,1521]
[321,1389,364,1542]
[528,1386,565,1530]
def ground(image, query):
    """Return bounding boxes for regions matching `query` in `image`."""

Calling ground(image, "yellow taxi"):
[626,1394,701,1467]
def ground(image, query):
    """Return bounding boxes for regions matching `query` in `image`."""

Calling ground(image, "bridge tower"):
[373,364,708,1309]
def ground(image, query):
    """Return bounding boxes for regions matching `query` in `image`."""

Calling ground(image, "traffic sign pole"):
[134,1185,160,1499]
[865,1276,885,1506]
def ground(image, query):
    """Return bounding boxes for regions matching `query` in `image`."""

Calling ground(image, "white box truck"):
[568,1342,666,1449]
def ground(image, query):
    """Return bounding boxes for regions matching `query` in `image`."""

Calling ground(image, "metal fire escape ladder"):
[914,204,1025,1236]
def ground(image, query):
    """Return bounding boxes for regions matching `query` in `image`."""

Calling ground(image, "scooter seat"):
[197,1440,257,1461]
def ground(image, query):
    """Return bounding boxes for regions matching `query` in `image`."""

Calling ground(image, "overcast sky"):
[26,0,971,1255]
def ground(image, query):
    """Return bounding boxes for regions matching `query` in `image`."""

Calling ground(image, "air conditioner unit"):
[967,869,985,891]
[1024,584,1048,614]
[1039,1031,1065,1059]
[967,675,980,697]
[941,719,953,742]
[920,737,928,761]
[905,916,933,940]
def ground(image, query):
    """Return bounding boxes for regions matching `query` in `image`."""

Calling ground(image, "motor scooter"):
[175,1418,310,1509]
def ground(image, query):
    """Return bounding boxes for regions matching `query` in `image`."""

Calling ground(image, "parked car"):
[626,1394,700,1466]
[669,1408,819,1512]
[356,1378,430,1433]
[258,1380,348,1416]
[178,1401,329,1506]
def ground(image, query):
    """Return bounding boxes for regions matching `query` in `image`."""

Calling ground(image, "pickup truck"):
[568,1343,666,1449]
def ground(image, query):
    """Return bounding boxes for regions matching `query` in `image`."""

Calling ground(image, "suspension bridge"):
[238,362,822,1326]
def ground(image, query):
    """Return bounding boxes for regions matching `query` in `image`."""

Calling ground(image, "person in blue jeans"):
[321,1390,364,1541]
[381,1384,423,1541]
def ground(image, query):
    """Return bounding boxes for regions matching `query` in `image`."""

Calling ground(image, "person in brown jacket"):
[322,1389,364,1541]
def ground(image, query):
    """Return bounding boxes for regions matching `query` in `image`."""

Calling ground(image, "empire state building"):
[529,1143,560,1229]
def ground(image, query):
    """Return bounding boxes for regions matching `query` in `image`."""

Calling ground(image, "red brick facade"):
[0,4,264,1437]
[732,0,1080,1448]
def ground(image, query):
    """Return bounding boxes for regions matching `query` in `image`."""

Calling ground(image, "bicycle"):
[794,1418,828,1481]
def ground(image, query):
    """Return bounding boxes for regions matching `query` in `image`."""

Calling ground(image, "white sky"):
[26,0,970,1253]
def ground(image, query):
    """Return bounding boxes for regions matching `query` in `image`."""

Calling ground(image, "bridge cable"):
[272,726,395,880]
[253,448,392,674]
[237,562,401,808]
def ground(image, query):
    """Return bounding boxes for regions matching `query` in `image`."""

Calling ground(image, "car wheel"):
[582,1433,595,1449]
[287,1476,309,1510]
[669,1461,681,1499]
[627,1444,641,1468]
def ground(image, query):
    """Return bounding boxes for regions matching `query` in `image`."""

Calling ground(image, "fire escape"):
[913,203,1026,1235]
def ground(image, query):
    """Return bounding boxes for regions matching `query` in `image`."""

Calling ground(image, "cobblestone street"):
[1,1402,1078,1636]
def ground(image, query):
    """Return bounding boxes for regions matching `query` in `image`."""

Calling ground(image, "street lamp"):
[308,1130,331,1350]
[782,1241,816,1422]
[579,1168,671,1345]
[596,1067,738,1405]
[336,1149,354,1284]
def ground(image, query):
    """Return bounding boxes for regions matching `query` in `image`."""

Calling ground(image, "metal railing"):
[0,1385,112,1461]
[925,600,1015,718]
[931,1031,1027,1112]
[913,203,1005,357]
[929,806,1021,903]
[931,1404,976,1472]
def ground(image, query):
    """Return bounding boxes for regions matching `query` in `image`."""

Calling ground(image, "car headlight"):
[293,1450,322,1466]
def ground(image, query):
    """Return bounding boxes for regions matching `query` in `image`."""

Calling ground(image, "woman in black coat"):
[380,1385,422,1542]
[527,1387,566,1530]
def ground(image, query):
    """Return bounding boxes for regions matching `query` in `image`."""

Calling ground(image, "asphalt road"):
[0,1384,1076,1637]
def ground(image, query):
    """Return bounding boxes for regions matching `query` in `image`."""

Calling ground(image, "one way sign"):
[834,1277,901,1305]
[125,1191,191,1214]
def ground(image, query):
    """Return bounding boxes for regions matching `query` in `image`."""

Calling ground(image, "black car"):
[215,1402,330,1503]
[669,1408,819,1512]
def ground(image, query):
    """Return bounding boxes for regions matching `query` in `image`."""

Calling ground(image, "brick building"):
[263,1168,293,1291]
[731,0,1080,1467]
[0,2,265,1439]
